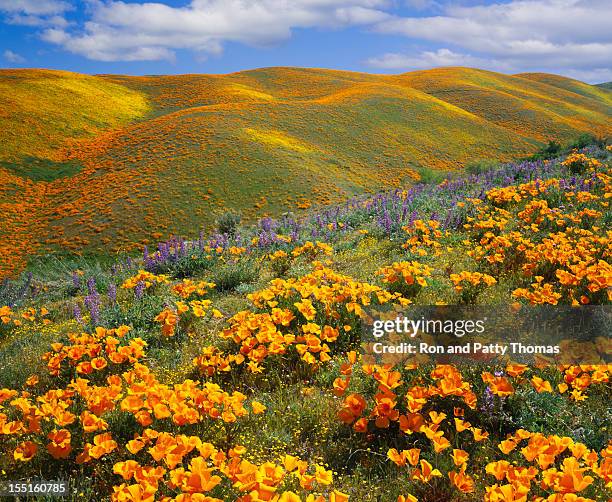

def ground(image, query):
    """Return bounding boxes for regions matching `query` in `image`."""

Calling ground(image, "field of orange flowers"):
[1,67,611,280]
[0,146,610,501]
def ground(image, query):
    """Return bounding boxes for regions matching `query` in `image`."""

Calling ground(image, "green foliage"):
[270,255,291,277]
[216,210,242,237]
[25,253,121,303]
[465,158,501,175]
[568,133,606,150]
[414,166,447,185]
[528,133,607,160]
[211,259,258,292]
[0,157,83,181]
[160,253,217,279]
[0,273,33,308]
[101,293,166,338]
[510,387,611,451]
[536,140,562,160]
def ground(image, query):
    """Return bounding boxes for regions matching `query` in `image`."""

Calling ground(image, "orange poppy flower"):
[14,441,37,462]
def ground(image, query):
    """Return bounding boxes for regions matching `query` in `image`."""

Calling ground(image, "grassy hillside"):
[0,70,150,278]
[0,69,150,163]
[396,68,611,143]
[0,147,609,501]
[519,73,612,105]
[1,67,611,279]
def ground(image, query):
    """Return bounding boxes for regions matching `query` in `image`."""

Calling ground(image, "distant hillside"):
[0,69,149,163]
[597,82,612,90]
[0,66,610,278]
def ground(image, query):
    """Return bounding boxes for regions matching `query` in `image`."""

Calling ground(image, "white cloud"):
[3,49,25,63]
[0,0,70,27]
[0,0,70,16]
[371,0,612,82]
[40,0,392,62]
[1,0,610,82]
[366,48,494,70]
[560,67,612,84]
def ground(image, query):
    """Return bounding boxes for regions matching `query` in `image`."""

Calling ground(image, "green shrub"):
[415,166,447,185]
[169,253,216,279]
[212,260,258,292]
[528,135,606,161]
[568,133,603,150]
[466,159,501,175]
[536,140,562,160]
[101,294,166,335]
[216,210,242,236]
[270,255,291,277]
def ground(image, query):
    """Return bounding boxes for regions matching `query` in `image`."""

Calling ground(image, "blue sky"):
[1,0,610,83]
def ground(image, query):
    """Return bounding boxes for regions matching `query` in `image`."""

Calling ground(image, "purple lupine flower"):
[408,210,417,226]
[86,277,97,296]
[108,283,117,304]
[159,242,169,262]
[442,209,453,230]
[135,281,145,300]
[481,386,494,414]
[72,271,80,290]
[260,217,273,232]
[380,210,392,235]
[258,232,268,248]
[84,294,100,326]
[73,304,84,325]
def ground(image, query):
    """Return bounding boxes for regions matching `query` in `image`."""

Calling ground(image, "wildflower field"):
[1,67,611,279]
[0,141,610,501]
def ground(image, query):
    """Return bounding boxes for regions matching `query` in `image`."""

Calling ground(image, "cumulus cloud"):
[0,0,70,26]
[40,0,392,62]
[1,0,610,82]
[3,49,25,64]
[366,48,496,70]
[0,0,70,15]
[370,0,612,82]
[560,67,612,84]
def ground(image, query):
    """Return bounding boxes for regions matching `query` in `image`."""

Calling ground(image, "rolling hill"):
[0,66,610,278]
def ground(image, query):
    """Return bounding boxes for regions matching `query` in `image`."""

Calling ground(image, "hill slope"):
[0,66,610,278]
[0,69,150,163]
[395,68,610,142]
[0,146,610,501]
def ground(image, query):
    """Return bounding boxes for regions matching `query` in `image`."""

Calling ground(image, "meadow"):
[1,67,611,279]
[0,140,610,501]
